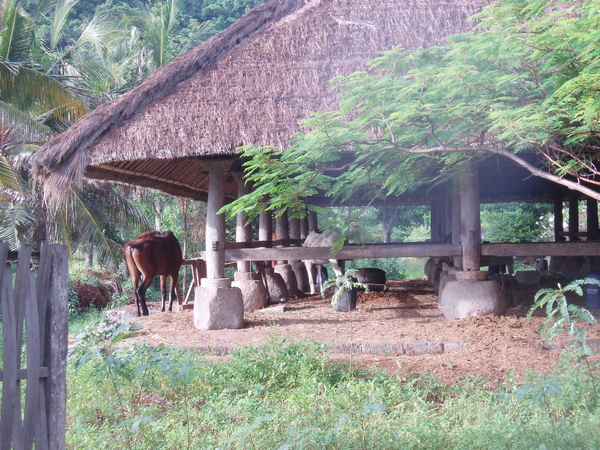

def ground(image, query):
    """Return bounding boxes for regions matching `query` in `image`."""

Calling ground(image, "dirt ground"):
[114,277,600,384]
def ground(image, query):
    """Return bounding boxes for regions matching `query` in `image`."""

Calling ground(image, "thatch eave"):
[33,0,305,186]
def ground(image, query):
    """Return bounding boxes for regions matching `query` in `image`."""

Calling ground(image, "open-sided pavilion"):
[33,0,600,327]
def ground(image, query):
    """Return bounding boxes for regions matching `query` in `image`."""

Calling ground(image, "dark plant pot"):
[334,287,357,312]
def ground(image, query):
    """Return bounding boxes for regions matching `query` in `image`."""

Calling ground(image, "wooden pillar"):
[308,210,318,233]
[451,179,462,269]
[275,210,289,265]
[460,165,481,271]
[431,192,445,242]
[588,198,599,240]
[300,216,309,240]
[569,193,579,241]
[289,217,301,246]
[232,172,252,273]
[259,210,272,245]
[204,160,232,279]
[554,198,565,242]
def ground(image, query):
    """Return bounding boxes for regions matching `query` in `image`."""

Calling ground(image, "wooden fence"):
[0,242,68,450]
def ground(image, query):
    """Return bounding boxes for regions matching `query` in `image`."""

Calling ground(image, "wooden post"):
[259,210,272,244]
[452,179,462,269]
[232,172,252,273]
[45,244,68,450]
[569,193,579,241]
[275,210,288,265]
[300,215,309,240]
[554,198,565,242]
[289,218,300,245]
[204,160,232,279]
[308,210,318,233]
[430,192,445,243]
[587,198,599,240]
[460,165,481,271]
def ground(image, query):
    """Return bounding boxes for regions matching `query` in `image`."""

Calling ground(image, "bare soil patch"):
[114,278,600,383]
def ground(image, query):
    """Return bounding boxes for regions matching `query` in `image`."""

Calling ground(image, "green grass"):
[65,322,600,450]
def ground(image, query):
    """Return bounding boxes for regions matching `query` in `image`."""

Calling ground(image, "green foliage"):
[481,202,554,243]
[228,0,600,222]
[529,278,598,358]
[66,330,600,449]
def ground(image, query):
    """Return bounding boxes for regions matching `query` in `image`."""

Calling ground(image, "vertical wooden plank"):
[35,242,53,450]
[23,245,41,450]
[12,244,32,449]
[45,245,68,450]
[0,242,16,450]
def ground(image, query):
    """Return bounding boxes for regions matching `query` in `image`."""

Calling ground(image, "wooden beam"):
[188,240,600,263]
[220,243,461,262]
[482,241,600,257]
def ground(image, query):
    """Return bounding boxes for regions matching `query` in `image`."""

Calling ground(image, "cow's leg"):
[137,275,153,316]
[160,275,167,312]
[168,274,182,311]
[330,259,343,278]
[305,260,317,295]
[131,275,142,317]
[174,275,182,307]
[317,264,324,294]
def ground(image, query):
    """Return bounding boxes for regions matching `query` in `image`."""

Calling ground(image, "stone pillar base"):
[438,268,459,303]
[264,268,288,303]
[274,263,298,297]
[291,262,309,296]
[439,273,507,319]
[194,278,244,330]
[232,273,268,312]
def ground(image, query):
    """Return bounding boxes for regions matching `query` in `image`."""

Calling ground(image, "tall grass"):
[66,321,600,449]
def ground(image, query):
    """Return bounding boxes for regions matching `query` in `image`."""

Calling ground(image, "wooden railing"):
[0,242,69,450]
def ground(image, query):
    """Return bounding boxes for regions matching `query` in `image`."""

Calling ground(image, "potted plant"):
[322,269,370,312]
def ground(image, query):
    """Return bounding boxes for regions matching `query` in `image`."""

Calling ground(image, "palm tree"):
[0,0,150,266]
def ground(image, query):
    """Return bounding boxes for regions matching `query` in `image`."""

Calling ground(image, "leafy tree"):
[225,0,600,225]
[199,0,264,32]
[481,202,554,243]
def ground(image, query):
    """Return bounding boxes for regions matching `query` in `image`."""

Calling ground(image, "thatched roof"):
[34,0,492,202]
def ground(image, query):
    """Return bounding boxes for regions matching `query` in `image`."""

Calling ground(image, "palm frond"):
[50,0,80,51]
[0,99,55,142]
[0,63,88,126]
[0,2,34,62]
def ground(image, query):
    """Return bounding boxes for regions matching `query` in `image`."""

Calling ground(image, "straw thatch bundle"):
[34,0,490,202]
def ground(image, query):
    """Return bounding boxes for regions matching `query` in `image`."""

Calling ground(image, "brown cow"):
[124,231,184,316]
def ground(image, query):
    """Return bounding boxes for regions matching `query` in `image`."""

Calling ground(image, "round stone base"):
[291,262,309,295]
[439,280,507,319]
[232,278,268,312]
[274,264,298,297]
[264,269,288,303]
[194,284,244,330]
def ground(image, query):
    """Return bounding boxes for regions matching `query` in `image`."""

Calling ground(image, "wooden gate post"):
[46,244,68,450]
